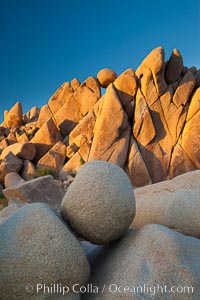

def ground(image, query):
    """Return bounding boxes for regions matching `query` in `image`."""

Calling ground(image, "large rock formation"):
[0,46,199,188]
[1,45,199,299]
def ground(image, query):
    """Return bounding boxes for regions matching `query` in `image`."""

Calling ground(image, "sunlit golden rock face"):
[0,46,199,187]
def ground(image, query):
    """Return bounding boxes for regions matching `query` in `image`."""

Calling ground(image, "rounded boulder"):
[0,203,90,299]
[97,68,117,88]
[61,160,135,244]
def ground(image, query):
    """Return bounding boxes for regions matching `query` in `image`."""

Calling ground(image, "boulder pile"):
[0,46,199,191]
[0,46,200,299]
[1,161,200,299]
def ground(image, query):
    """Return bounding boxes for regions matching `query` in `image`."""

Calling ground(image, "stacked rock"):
[0,46,200,195]
[0,161,136,299]
[61,160,135,244]
[1,161,200,299]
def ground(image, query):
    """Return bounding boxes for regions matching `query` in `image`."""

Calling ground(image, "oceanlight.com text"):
[25,283,194,296]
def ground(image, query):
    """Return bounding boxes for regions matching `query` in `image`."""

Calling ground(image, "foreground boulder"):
[0,201,27,225]
[61,160,135,244]
[130,170,200,238]
[3,175,65,211]
[85,224,200,299]
[0,203,90,300]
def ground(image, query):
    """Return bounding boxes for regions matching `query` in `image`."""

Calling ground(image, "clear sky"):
[0,0,200,122]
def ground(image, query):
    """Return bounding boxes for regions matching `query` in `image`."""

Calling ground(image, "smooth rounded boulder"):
[0,203,90,300]
[97,68,117,88]
[61,160,135,244]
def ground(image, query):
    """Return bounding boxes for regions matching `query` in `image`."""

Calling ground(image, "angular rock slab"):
[88,84,130,168]
[48,81,74,115]
[84,224,200,299]
[3,175,65,211]
[0,203,90,300]
[165,48,183,84]
[2,101,23,128]
[131,170,200,238]
[1,142,36,161]
[31,118,62,162]
[37,141,66,172]
[136,46,167,95]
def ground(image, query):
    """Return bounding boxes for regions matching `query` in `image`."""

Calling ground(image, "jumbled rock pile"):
[0,46,199,192]
[0,44,200,299]
[0,161,135,299]
[1,161,200,299]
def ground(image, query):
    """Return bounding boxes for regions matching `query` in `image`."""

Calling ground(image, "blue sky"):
[0,0,200,122]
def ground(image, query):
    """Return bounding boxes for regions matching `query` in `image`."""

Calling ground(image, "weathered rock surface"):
[61,161,135,244]
[85,224,200,299]
[113,68,137,119]
[136,46,167,95]
[0,152,23,183]
[23,106,40,124]
[0,203,23,225]
[37,141,66,172]
[53,95,82,136]
[1,142,36,161]
[165,48,183,84]
[59,152,84,180]
[97,68,117,88]
[74,77,100,116]
[21,160,36,181]
[4,172,25,188]
[48,81,74,114]
[89,84,131,168]
[125,135,152,187]
[130,170,200,238]
[0,203,90,300]
[0,46,199,187]
[31,118,62,162]
[1,102,23,128]
[36,104,53,128]
[3,175,65,210]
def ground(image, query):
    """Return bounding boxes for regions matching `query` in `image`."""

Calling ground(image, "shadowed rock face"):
[84,224,200,300]
[0,46,199,187]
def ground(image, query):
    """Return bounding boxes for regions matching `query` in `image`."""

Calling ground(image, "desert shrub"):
[0,194,8,211]
[35,168,57,179]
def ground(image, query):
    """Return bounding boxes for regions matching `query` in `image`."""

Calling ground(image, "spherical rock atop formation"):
[97,68,117,88]
[61,160,135,245]
[0,203,90,300]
